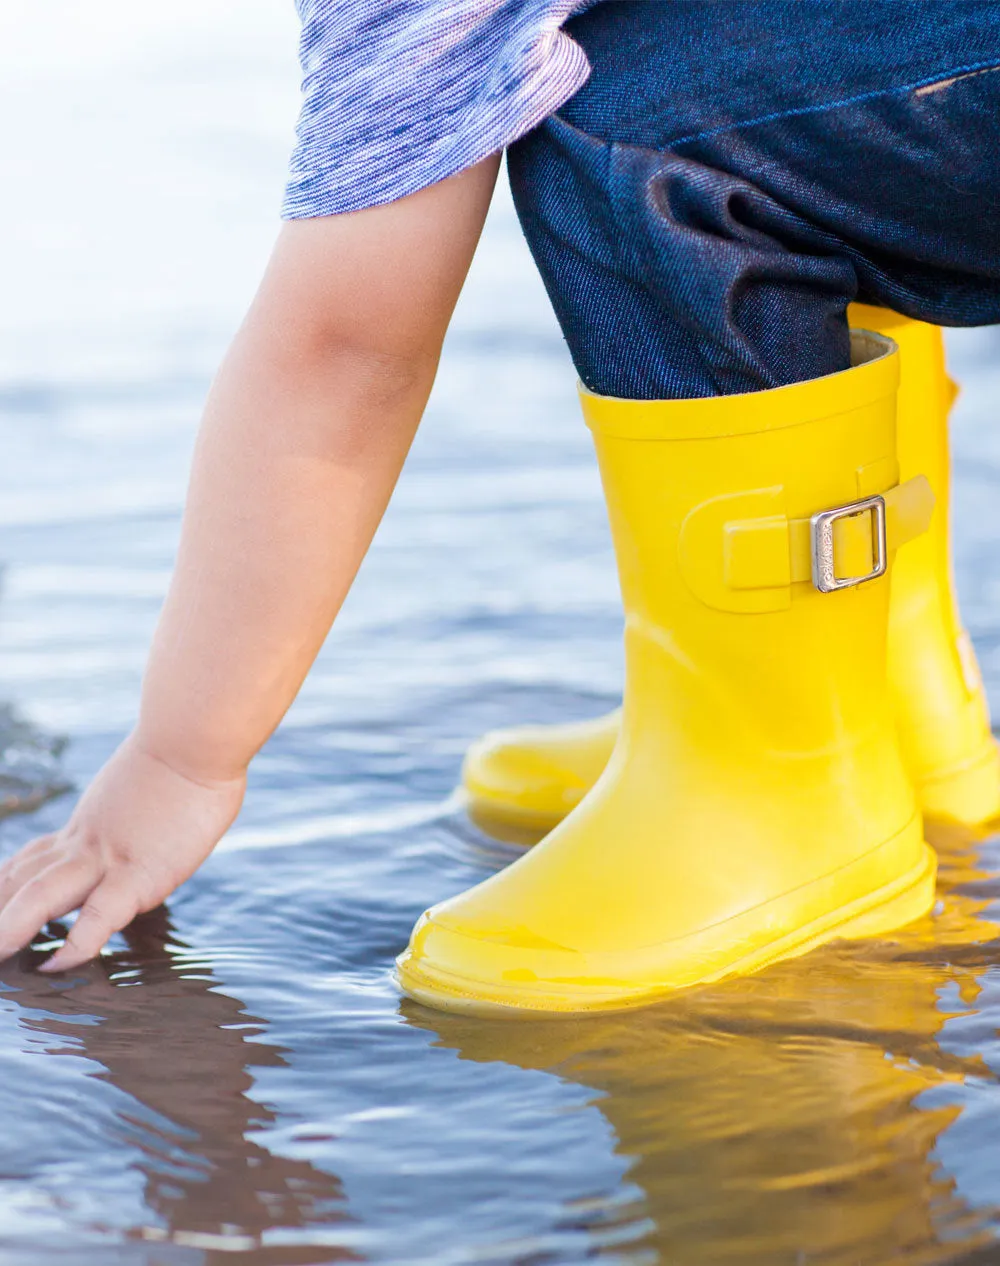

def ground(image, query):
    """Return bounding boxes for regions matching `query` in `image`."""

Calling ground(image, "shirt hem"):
[280,39,590,219]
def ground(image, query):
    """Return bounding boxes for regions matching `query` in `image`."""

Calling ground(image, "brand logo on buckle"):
[810,495,887,593]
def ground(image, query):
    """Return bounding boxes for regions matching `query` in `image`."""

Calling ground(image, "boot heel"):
[795,842,937,950]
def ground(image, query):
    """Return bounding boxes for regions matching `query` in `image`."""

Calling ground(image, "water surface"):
[2,5,1000,1263]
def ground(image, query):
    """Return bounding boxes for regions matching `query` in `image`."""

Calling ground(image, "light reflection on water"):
[2,4,1000,1263]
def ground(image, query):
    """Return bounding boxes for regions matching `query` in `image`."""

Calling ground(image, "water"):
[2,4,1000,1262]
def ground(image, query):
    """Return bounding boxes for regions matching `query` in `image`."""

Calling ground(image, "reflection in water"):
[407,821,1000,1265]
[2,910,355,1266]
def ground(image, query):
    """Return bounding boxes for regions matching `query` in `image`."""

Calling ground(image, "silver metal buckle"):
[810,494,887,593]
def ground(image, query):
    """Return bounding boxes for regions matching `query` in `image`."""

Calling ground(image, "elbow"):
[255,309,442,412]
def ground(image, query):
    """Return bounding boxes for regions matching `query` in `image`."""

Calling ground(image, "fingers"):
[0,845,144,973]
[0,857,96,963]
[39,877,140,974]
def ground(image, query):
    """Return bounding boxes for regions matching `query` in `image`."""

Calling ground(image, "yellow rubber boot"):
[400,332,937,1014]
[854,305,1000,829]
[462,309,1000,839]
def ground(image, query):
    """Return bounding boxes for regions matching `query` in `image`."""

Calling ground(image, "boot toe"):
[460,727,602,837]
[396,898,643,1016]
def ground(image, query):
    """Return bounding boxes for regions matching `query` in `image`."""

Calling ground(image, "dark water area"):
[0,704,69,818]
[4,6,1000,1264]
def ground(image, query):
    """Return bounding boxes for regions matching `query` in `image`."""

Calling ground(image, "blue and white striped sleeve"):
[282,0,592,219]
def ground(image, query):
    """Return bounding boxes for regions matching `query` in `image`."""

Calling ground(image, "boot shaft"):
[580,332,909,753]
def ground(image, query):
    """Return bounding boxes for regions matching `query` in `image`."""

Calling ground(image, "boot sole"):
[397,833,937,1017]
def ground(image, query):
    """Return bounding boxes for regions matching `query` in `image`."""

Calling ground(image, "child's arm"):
[0,153,501,972]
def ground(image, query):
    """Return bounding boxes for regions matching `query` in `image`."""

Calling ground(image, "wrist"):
[126,726,249,792]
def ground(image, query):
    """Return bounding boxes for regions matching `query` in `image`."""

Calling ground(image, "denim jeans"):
[507,0,1000,399]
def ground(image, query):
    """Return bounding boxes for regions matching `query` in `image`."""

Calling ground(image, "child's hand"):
[0,736,245,972]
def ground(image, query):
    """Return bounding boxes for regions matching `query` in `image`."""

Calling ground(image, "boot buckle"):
[810,495,887,592]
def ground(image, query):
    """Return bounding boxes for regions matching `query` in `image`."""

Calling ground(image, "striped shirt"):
[283,0,593,218]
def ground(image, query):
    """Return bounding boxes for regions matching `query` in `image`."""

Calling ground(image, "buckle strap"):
[680,476,934,614]
[727,476,934,592]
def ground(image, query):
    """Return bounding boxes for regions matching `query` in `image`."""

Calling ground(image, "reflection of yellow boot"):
[462,309,1000,841]
[406,825,1000,1261]
[399,332,937,1014]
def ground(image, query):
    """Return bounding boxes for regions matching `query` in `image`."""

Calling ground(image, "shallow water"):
[3,5,1000,1263]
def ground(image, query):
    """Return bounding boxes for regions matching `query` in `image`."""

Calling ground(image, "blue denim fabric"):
[507,1,1000,398]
